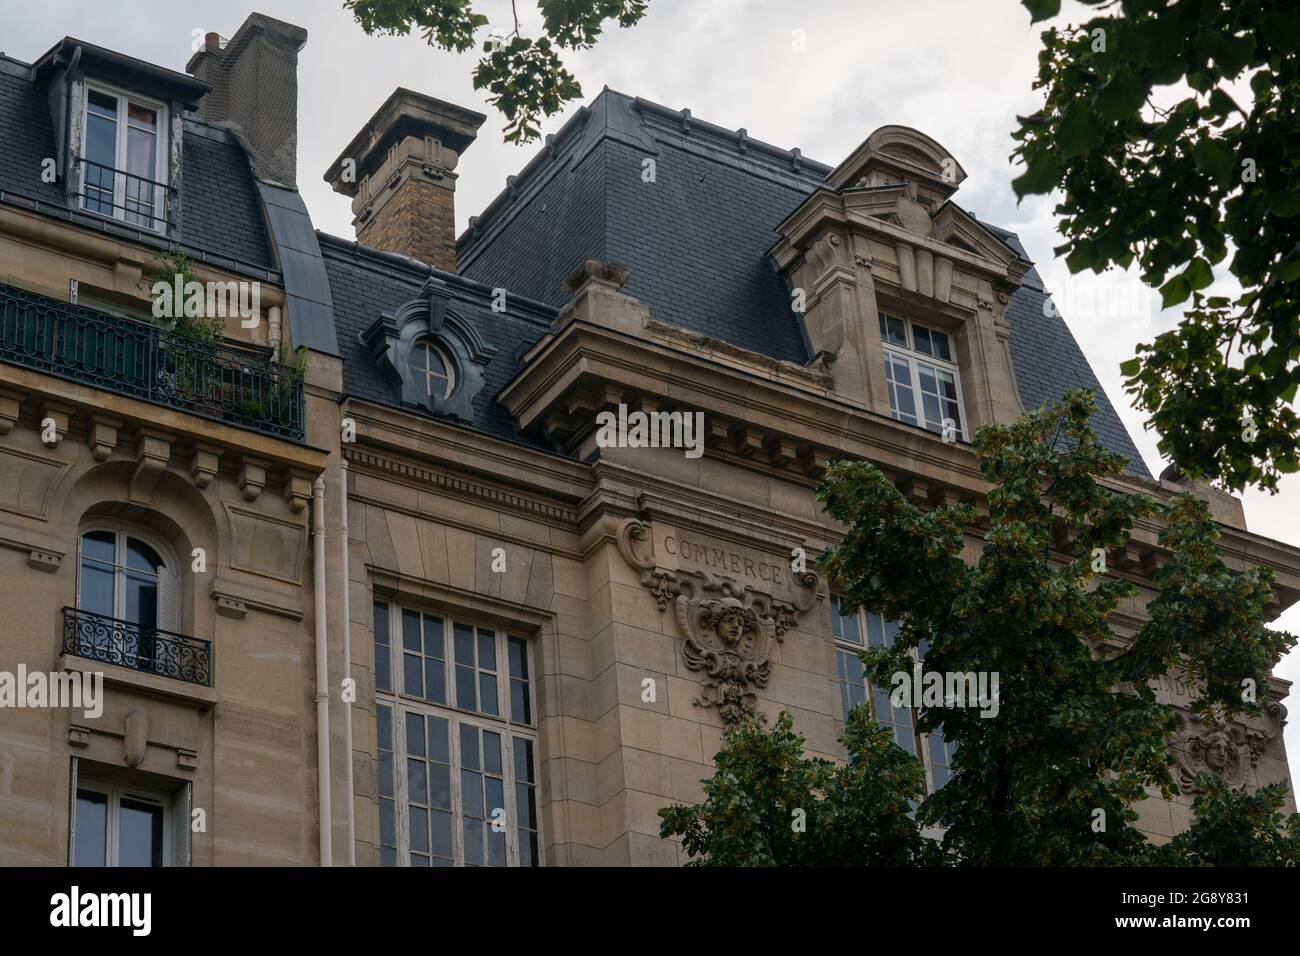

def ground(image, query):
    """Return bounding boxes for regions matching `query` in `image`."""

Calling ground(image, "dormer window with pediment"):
[359,278,495,423]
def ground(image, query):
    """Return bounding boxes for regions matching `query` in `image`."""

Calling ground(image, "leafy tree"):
[662,391,1297,865]
[658,710,934,866]
[1151,775,1300,866]
[1012,0,1300,491]
[344,0,649,143]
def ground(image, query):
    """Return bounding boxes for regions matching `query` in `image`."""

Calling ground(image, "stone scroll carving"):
[616,517,821,728]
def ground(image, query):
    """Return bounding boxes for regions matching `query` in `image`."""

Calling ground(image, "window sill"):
[60,653,218,709]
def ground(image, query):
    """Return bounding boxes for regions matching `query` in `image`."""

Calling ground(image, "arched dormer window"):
[76,524,180,658]
[359,277,496,422]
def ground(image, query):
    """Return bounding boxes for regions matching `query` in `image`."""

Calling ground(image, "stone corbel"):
[28,550,61,573]
[237,455,271,502]
[0,388,23,435]
[283,468,314,513]
[131,427,174,500]
[40,400,73,448]
[88,415,123,462]
[799,446,832,479]
[189,442,222,489]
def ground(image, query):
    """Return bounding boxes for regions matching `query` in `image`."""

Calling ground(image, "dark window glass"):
[117,797,164,867]
[373,603,391,692]
[73,790,108,867]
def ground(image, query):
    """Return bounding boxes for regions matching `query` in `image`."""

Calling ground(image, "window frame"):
[410,339,456,401]
[831,594,953,795]
[79,81,169,233]
[72,779,171,868]
[879,312,968,441]
[76,522,180,632]
[373,601,541,867]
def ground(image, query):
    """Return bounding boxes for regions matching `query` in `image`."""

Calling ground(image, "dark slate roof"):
[0,53,275,276]
[456,88,1152,478]
[319,233,556,450]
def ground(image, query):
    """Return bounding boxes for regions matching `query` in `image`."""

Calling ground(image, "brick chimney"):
[186,13,308,187]
[324,88,486,272]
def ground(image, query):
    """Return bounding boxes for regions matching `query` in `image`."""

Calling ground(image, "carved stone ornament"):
[616,517,821,728]
[1171,704,1283,794]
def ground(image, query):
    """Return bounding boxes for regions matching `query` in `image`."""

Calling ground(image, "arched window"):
[77,525,179,633]
[410,340,454,400]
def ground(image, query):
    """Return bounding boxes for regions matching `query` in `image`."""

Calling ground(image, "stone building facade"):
[0,13,1296,867]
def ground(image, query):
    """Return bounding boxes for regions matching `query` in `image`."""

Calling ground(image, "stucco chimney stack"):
[324,88,486,273]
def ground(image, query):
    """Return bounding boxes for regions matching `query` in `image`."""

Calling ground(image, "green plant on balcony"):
[146,251,224,411]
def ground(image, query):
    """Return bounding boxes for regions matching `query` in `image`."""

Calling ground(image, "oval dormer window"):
[411,340,455,400]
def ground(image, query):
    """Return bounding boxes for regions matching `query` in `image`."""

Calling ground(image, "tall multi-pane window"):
[879,313,966,440]
[373,601,539,866]
[831,594,954,792]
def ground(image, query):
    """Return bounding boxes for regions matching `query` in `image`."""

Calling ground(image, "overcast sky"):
[6,0,1298,779]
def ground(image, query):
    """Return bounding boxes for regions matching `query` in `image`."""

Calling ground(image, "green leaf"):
[1270,191,1300,218]
[1193,139,1234,186]
[1183,258,1214,291]
[1058,106,1103,158]
[1119,358,1142,377]
[1012,150,1061,199]
[1095,74,1145,121]
[1159,274,1191,309]
[1023,0,1061,23]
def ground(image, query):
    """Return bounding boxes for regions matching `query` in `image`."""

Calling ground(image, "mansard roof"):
[453,88,1151,479]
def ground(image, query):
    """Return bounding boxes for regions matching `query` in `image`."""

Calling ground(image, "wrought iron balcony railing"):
[0,281,304,441]
[63,606,213,688]
[74,156,175,233]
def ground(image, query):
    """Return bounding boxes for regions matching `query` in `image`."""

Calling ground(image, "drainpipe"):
[340,459,356,865]
[312,476,332,866]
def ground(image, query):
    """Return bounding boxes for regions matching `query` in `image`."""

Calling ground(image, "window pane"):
[864,612,887,647]
[485,777,505,821]
[507,637,529,681]
[453,623,475,665]
[516,781,536,830]
[461,770,484,819]
[511,679,531,725]
[913,325,933,355]
[430,810,453,859]
[373,603,391,692]
[405,711,425,757]
[880,314,908,347]
[422,616,444,658]
[424,658,446,704]
[838,605,861,645]
[477,630,496,671]
[124,572,158,629]
[407,758,428,805]
[403,654,423,698]
[125,539,161,574]
[79,561,115,617]
[409,806,429,854]
[81,530,116,564]
[483,732,502,775]
[427,716,450,764]
[74,790,108,867]
[117,797,164,867]
[459,723,479,771]
[513,737,535,784]
[479,673,499,716]
[429,762,451,810]
[931,329,952,361]
[127,102,157,128]
[456,665,476,711]
[402,610,421,652]
[463,818,484,866]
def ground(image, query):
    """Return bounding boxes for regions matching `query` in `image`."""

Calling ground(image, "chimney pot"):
[205,32,221,51]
